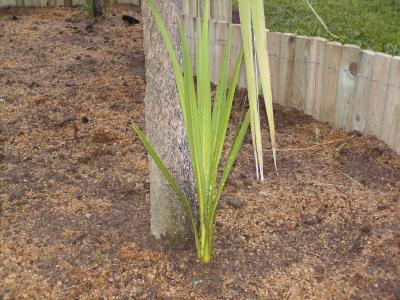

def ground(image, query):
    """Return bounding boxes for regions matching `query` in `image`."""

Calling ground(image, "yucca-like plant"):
[132,0,250,263]
[238,0,277,181]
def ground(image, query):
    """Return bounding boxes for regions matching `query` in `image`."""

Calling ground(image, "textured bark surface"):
[141,0,196,247]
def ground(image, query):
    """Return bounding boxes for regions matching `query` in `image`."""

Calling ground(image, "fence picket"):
[351,50,375,133]
[213,21,229,84]
[365,53,392,137]
[210,0,232,23]
[305,37,326,119]
[381,56,400,153]
[277,33,296,106]
[230,23,246,88]
[266,32,282,104]
[183,0,197,17]
[291,36,311,110]
[334,44,361,130]
[183,15,196,72]
[319,42,342,126]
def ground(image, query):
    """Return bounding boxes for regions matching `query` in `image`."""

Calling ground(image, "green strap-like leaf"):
[209,110,250,229]
[145,0,187,122]
[251,0,277,171]
[238,0,264,181]
[132,123,200,253]
[208,26,234,199]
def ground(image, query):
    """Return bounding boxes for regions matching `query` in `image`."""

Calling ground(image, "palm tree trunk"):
[141,0,196,248]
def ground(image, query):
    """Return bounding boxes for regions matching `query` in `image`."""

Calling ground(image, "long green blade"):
[251,0,277,170]
[132,123,200,252]
[209,26,234,193]
[209,110,250,227]
[238,0,264,181]
[145,0,187,122]
[179,24,207,248]
[209,48,244,197]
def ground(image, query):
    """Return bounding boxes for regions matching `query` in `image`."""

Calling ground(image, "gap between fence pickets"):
[182,15,400,155]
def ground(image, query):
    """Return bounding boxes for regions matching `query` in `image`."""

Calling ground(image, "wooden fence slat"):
[183,0,197,17]
[277,33,296,106]
[230,23,246,88]
[209,20,228,84]
[291,36,311,110]
[311,38,327,120]
[380,56,400,153]
[334,44,361,130]
[212,21,229,84]
[210,0,232,23]
[267,32,282,104]
[183,15,196,71]
[319,41,342,126]
[365,52,392,136]
[305,37,327,119]
[351,50,375,133]
[304,37,318,115]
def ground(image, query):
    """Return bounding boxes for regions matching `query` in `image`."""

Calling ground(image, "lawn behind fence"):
[233,0,400,55]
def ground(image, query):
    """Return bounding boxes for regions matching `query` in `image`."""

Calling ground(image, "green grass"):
[233,0,400,55]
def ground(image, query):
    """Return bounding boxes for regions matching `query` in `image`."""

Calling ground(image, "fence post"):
[210,0,232,23]
[277,33,296,106]
[365,53,392,137]
[319,41,342,126]
[183,0,197,17]
[350,50,375,133]
[381,56,400,153]
[291,36,311,111]
[267,32,282,104]
[334,44,361,130]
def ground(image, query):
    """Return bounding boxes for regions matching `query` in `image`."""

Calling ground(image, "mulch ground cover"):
[1,5,399,299]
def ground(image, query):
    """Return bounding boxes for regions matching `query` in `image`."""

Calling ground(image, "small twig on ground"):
[309,181,345,188]
[340,171,363,186]
[270,135,355,153]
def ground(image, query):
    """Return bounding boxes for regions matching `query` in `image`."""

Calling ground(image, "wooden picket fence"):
[182,8,400,155]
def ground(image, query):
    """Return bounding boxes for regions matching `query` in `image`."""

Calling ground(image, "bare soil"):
[1,5,400,299]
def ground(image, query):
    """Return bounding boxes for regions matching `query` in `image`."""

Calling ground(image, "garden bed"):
[1,6,399,299]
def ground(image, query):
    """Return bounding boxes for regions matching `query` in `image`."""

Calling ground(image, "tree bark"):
[92,0,103,17]
[141,0,196,247]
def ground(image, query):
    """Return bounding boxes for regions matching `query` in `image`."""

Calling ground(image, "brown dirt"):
[1,5,400,300]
